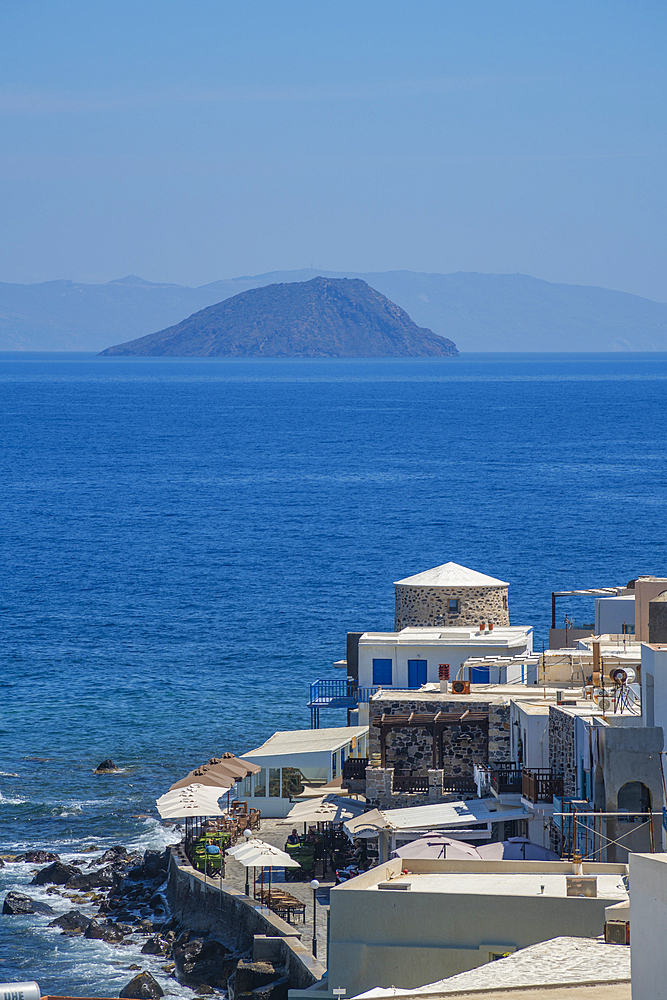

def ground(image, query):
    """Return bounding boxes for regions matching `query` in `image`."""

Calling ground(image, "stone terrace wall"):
[369,698,511,776]
[166,851,324,989]
[365,766,473,810]
[394,584,509,629]
[549,706,576,798]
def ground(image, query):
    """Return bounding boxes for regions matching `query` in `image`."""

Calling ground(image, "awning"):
[278,794,367,826]
[343,799,532,838]
[156,783,225,819]
[344,809,389,838]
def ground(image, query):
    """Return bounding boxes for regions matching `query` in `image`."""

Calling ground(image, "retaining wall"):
[166,848,324,990]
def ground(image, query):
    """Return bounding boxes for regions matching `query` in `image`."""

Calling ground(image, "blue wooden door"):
[408,659,427,688]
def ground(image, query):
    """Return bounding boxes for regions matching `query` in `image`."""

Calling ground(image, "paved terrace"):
[221,818,333,963]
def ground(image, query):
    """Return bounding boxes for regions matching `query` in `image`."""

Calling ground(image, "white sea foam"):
[127,816,182,852]
[0,790,27,804]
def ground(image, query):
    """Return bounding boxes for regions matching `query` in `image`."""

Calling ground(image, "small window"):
[448,599,460,614]
[281,767,303,798]
[254,769,266,797]
[269,767,281,797]
[373,658,393,685]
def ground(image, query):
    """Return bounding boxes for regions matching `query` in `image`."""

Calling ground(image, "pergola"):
[373,710,489,769]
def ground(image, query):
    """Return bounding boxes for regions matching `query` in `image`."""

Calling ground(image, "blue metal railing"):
[308,678,379,727]
[308,678,379,707]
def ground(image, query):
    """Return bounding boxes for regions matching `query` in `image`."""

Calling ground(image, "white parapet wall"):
[629,852,667,1000]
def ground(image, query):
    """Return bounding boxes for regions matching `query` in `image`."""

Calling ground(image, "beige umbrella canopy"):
[170,754,260,792]
[279,794,367,826]
[156,783,226,819]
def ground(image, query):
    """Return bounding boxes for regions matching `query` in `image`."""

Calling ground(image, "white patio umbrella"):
[393,835,481,860]
[227,838,300,906]
[279,794,366,827]
[156,783,225,820]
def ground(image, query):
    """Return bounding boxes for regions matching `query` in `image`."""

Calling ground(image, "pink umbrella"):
[393,836,481,860]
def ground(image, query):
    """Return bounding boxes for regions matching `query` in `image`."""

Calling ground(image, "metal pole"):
[310,879,320,958]
[243,828,252,896]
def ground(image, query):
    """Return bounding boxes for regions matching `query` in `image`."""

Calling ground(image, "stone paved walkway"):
[219,818,335,966]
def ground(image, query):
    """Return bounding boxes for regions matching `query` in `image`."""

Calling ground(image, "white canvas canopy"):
[227,838,301,868]
[278,793,367,826]
[156,783,225,819]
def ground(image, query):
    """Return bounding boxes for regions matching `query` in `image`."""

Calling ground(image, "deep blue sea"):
[2,351,667,993]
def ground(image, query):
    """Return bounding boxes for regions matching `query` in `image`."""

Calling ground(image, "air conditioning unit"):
[452,680,470,695]
[595,695,613,713]
[605,920,630,945]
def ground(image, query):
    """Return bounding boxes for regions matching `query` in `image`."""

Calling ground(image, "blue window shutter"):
[372,658,393,685]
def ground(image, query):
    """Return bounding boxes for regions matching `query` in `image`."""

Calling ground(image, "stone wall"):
[166,850,324,990]
[364,766,473,810]
[394,584,509,629]
[549,706,576,798]
[369,697,511,777]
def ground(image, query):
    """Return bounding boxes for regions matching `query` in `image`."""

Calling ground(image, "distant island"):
[98,277,458,358]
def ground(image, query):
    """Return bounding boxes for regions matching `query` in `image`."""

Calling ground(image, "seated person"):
[287,828,300,845]
[305,826,318,844]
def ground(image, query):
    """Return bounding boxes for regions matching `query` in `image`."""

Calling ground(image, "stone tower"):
[394,561,510,630]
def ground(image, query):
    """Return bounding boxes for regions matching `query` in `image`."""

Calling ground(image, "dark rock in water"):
[141,936,169,956]
[173,932,234,987]
[92,845,131,866]
[195,987,216,996]
[14,850,60,864]
[66,870,114,890]
[31,860,82,885]
[0,858,5,868]
[252,977,289,1000]
[95,759,120,773]
[49,909,91,933]
[228,962,282,1000]
[3,891,55,916]
[119,971,164,998]
[83,919,106,939]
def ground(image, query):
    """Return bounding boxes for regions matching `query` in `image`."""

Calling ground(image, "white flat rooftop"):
[243,725,368,758]
[394,561,509,588]
[369,871,628,900]
[361,626,532,646]
[351,936,631,997]
[370,685,559,705]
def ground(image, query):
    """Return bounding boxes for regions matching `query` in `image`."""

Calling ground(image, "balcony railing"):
[342,757,369,780]
[442,775,477,794]
[522,768,564,803]
[490,765,523,795]
[393,774,430,794]
[308,679,378,709]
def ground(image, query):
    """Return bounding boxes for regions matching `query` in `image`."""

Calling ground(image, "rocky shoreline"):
[2,845,286,999]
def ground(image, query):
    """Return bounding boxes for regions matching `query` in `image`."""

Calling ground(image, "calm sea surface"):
[1,352,667,992]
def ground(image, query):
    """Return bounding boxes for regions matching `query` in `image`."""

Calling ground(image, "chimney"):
[439,664,450,694]
[488,622,494,632]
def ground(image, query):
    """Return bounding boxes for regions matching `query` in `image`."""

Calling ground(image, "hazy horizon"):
[1,1,665,300]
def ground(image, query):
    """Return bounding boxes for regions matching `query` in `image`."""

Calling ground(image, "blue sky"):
[1,0,665,298]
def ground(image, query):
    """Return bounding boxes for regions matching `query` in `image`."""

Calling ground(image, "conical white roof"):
[394,561,508,588]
